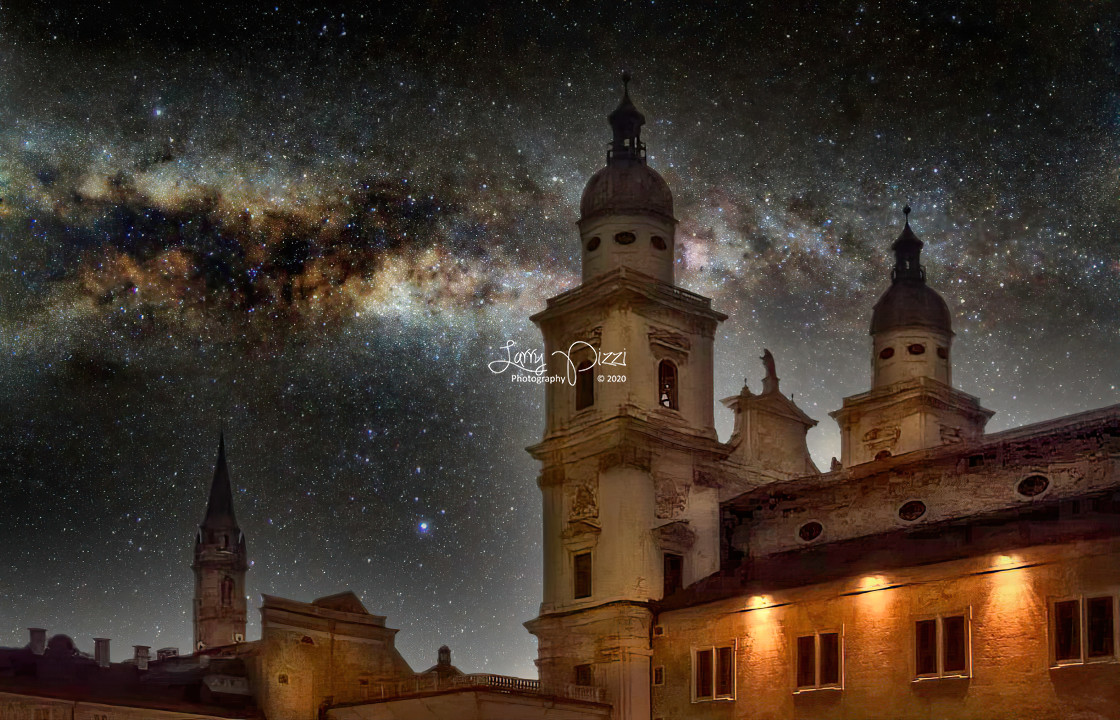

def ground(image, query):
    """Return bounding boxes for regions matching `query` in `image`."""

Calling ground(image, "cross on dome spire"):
[891,203,925,283]
[607,72,646,166]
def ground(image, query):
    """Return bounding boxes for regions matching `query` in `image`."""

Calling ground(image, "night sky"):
[0,1,1117,677]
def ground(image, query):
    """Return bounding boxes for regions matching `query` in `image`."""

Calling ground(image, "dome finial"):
[890,205,925,284]
[607,73,646,166]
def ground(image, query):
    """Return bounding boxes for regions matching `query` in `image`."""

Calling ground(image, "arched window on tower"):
[658,360,678,410]
[576,360,595,410]
[221,576,234,607]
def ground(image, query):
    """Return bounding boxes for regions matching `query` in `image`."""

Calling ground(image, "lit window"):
[576,360,594,410]
[658,360,678,410]
[915,612,970,678]
[795,631,842,690]
[1052,595,1117,665]
[574,663,593,686]
[692,644,735,701]
[573,552,592,599]
[663,553,683,597]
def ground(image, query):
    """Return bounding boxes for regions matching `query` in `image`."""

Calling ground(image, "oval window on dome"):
[614,231,636,245]
[1017,475,1049,498]
[879,347,895,360]
[651,235,667,251]
[587,236,600,252]
[937,346,948,359]
[898,500,927,521]
[798,521,823,542]
[908,344,926,355]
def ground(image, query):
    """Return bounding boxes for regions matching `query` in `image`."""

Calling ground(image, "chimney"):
[133,645,151,671]
[29,628,46,656]
[438,645,451,666]
[94,638,111,668]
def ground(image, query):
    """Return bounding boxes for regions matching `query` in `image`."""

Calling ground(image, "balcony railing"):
[373,673,603,704]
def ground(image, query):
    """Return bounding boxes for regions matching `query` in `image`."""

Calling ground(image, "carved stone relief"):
[567,476,599,521]
[654,476,688,519]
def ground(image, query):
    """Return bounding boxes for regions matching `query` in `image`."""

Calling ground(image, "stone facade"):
[526,82,1120,720]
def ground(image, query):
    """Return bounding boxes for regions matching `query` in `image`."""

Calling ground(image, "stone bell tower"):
[525,75,727,720]
[192,434,248,650]
[831,207,993,466]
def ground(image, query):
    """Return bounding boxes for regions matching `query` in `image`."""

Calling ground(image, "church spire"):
[890,205,926,283]
[607,72,646,166]
[201,433,237,529]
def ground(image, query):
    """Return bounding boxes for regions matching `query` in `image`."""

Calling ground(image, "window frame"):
[657,359,679,411]
[572,550,593,600]
[575,359,595,411]
[663,552,684,597]
[691,640,736,702]
[1049,593,1119,667]
[793,628,844,693]
[912,609,972,681]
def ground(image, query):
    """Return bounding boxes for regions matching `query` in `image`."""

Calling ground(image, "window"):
[915,612,970,678]
[898,500,927,521]
[573,552,592,599]
[692,644,734,701]
[651,235,667,250]
[614,231,636,245]
[1017,475,1049,497]
[908,343,926,355]
[879,347,894,360]
[663,553,683,596]
[587,236,600,252]
[575,360,594,410]
[1052,595,1117,665]
[798,521,823,542]
[658,360,678,410]
[221,576,234,607]
[574,663,593,686]
[795,632,842,690]
[652,665,665,685]
[277,673,289,685]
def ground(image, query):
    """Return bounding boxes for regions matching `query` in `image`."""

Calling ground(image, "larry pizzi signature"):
[488,340,627,385]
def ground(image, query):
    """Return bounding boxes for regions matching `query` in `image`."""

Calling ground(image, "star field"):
[0,1,1117,677]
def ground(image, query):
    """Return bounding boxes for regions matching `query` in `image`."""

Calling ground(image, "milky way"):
[0,2,1117,676]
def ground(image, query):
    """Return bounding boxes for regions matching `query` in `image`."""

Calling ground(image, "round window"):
[798,521,823,542]
[898,500,927,521]
[879,347,895,360]
[614,231,636,245]
[587,236,600,252]
[937,346,948,359]
[651,235,667,250]
[908,344,926,355]
[1017,475,1049,497]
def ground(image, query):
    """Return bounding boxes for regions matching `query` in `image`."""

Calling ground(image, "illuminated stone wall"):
[652,536,1120,720]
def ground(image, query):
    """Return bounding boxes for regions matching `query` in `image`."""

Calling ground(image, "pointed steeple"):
[890,205,926,283]
[201,433,238,529]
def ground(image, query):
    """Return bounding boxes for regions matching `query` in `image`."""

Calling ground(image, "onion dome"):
[579,73,674,222]
[870,207,952,335]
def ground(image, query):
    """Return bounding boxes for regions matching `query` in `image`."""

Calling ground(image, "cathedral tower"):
[830,208,993,466]
[192,434,248,650]
[525,76,727,720]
